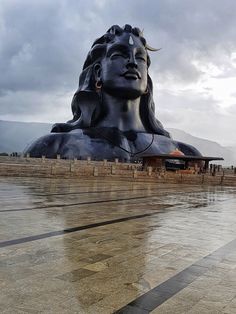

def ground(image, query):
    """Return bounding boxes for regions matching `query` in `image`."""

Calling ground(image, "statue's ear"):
[94,63,102,81]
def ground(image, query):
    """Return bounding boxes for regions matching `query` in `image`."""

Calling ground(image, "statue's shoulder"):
[24,132,64,158]
[24,129,89,158]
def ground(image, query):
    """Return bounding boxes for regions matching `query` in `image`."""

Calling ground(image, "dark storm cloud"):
[0,0,88,93]
[0,0,236,145]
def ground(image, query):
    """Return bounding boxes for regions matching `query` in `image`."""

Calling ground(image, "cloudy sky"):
[0,0,236,146]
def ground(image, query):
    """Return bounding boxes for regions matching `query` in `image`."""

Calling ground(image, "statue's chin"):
[103,86,144,99]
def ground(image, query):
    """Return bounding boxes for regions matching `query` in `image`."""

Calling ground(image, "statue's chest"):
[61,130,177,161]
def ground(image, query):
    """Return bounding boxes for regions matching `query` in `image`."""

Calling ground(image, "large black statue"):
[25,25,201,161]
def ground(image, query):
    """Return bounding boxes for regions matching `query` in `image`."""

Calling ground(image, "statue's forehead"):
[108,32,145,50]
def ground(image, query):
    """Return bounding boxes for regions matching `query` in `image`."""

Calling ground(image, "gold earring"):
[95,81,102,91]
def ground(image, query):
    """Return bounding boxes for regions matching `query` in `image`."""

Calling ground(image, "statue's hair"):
[51,24,170,137]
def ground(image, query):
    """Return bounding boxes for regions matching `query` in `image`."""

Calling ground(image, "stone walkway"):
[0,177,236,313]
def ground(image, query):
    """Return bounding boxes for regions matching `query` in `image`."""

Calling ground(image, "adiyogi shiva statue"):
[24,24,201,161]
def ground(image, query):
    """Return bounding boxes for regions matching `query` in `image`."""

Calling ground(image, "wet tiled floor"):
[0,177,236,313]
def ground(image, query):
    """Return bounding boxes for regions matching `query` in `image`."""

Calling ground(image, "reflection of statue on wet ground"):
[25,24,201,161]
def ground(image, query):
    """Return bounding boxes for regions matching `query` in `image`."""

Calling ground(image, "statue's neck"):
[96,92,146,132]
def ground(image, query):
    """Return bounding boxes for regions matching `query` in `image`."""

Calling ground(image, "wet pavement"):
[0,177,236,313]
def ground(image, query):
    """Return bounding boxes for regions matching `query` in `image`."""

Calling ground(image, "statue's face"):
[100,33,148,99]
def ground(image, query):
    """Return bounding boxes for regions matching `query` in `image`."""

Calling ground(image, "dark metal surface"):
[24,25,201,161]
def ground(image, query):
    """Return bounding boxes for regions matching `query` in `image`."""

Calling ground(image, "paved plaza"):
[0,177,236,313]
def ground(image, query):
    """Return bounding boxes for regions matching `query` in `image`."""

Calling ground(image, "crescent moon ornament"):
[141,29,161,51]
[146,45,161,52]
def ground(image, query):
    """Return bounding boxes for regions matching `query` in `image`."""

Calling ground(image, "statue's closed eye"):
[110,52,146,62]
[110,52,127,59]
[136,55,146,62]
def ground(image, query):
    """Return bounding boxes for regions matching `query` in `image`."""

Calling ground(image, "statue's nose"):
[126,53,138,69]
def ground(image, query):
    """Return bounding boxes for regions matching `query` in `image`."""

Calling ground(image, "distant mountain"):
[0,120,51,153]
[0,120,235,165]
[168,128,236,166]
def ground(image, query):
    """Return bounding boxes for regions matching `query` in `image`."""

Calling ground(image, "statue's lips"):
[122,70,141,79]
